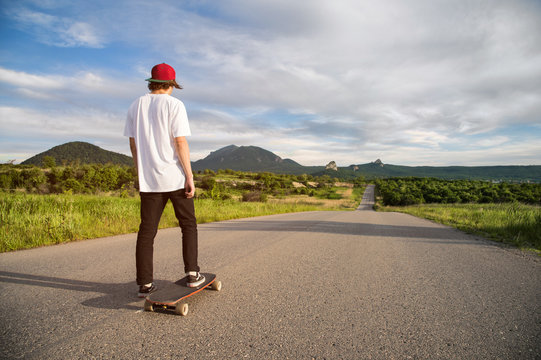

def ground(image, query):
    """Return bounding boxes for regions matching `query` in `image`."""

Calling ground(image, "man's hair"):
[148,80,182,91]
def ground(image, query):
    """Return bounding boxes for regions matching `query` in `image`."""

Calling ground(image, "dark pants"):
[136,189,199,285]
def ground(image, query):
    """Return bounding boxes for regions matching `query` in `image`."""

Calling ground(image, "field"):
[373,177,541,253]
[0,184,363,252]
[377,203,541,253]
[0,164,368,251]
[2,163,540,254]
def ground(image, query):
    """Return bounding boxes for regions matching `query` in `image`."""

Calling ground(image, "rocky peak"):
[373,159,384,167]
[325,161,338,171]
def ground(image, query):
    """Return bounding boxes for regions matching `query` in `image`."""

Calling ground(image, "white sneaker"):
[186,272,205,288]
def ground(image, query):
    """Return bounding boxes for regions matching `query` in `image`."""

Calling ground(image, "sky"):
[1,0,540,166]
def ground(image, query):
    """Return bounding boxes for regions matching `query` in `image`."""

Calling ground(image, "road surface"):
[1,185,540,359]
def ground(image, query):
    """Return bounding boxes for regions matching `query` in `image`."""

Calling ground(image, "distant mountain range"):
[193,145,541,182]
[20,142,541,182]
[315,161,541,182]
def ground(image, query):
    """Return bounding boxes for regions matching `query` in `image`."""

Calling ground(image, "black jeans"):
[136,189,199,285]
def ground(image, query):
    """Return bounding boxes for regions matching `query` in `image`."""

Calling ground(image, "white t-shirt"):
[124,94,191,192]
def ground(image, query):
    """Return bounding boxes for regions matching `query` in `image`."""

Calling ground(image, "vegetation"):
[0,162,348,199]
[3,158,540,253]
[375,177,540,206]
[0,164,364,252]
[0,192,363,252]
[373,177,541,252]
[0,162,136,195]
[377,203,541,252]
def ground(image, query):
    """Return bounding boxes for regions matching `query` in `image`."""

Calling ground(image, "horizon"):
[19,141,541,168]
[1,1,541,167]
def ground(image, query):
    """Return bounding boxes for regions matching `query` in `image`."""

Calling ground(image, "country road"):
[1,185,540,359]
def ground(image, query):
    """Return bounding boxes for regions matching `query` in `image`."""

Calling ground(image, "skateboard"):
[143,273,221,316]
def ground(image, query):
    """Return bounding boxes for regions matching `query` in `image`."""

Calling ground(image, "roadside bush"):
[242,191,268,202]
[199,176,216,190]
[0,173,12,189]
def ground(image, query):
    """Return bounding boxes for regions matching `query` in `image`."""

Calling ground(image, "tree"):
[42,156,56,168]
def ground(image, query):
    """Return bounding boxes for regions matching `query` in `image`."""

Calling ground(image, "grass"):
[0,189,361,252]
[4,188,538,254]
[377,202,541,253]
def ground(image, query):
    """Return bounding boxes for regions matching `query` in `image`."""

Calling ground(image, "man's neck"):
[151,87,173,95]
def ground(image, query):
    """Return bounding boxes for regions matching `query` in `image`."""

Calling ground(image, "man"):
[124,63,204,298]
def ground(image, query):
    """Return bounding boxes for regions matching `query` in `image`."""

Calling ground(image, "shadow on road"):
[201,219,490,246]
[0,271,175,310]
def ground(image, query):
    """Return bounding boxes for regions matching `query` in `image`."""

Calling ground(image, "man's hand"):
[185,176,195,198]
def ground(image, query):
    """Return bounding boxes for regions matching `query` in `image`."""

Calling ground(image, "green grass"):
[0,191,357,252]
[5,189,538,255]
[350,187,365,204]
[377,202,541,253]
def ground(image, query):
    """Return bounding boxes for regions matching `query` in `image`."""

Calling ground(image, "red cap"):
[146,63,176,82]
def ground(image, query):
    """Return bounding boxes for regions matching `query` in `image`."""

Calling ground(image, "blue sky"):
[1,0,540,166]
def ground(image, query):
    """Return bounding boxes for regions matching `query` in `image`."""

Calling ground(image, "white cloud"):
[62,22,102,48]
[476,136,509,148]
[0,66,143,104]
[0,106,124,138]
[2,0,541,166]
[0,67,64,89]
[164,0,541,151]
[6,7,104,48]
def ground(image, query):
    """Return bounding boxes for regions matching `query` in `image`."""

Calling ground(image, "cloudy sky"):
[1,0,540,166]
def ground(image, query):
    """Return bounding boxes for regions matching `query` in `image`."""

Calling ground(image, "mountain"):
[22,141,133,166]
[192,145,323,175]
[313,160,541,182]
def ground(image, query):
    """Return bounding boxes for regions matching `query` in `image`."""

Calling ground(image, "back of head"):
[146,63,182,90]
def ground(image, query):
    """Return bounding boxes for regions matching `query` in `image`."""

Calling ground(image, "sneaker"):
[138,283,157,298]
[186,272,205,288]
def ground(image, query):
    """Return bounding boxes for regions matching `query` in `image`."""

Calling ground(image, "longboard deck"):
[144,273,219,315]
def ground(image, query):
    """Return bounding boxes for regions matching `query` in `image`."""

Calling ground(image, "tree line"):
[0,162,353,201]
[375,177,541,206]
[0,162,136,195]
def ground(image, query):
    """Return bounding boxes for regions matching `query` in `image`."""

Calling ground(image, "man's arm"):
[174,136,195,198]
[129,137,138,171]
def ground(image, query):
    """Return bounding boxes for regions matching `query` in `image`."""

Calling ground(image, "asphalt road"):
[1,185,540,359]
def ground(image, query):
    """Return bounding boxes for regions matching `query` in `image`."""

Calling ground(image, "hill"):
[192,145,323,175]
[22,142,133,167]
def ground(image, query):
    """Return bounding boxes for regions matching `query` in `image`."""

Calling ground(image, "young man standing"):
[124,63,204,298]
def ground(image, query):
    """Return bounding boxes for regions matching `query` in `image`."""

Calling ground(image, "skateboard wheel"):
[175,303,189,316]
[211,280,222,291]
[144,299,154,312]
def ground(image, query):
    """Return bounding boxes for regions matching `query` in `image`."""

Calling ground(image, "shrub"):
[200,176,216,190]
[242,191,268,202]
